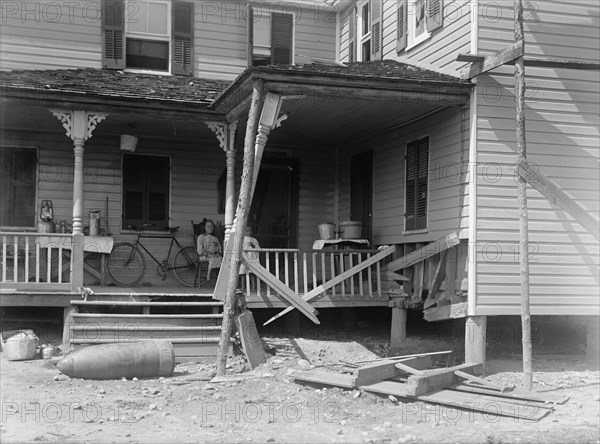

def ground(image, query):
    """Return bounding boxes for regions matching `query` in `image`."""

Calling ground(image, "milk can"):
[89,211,101,236]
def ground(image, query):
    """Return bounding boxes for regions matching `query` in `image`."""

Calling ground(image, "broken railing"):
[239,247,390,298]
[0,232,84,292]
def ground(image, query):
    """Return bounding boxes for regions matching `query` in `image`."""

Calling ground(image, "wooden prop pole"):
[514,0,532,391]
[216,80,265,376]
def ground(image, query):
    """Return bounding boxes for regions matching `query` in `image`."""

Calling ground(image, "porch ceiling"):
[213,61,472,145]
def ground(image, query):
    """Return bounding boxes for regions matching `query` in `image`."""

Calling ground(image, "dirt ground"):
[1,314,599,444]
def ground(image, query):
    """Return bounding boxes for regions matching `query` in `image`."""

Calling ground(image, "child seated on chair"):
[196,219,222,283]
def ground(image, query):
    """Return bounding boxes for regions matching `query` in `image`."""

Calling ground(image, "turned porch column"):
[207,121,239,240]
[51,110,107,234]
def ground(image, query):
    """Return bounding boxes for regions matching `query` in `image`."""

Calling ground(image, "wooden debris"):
[234,311,267,369]
[293,371,356,389]
[352,350,453,365]
[405,363,483,396]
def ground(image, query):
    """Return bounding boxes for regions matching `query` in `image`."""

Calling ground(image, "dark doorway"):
[350,150,373,242]
[249,157,298,248]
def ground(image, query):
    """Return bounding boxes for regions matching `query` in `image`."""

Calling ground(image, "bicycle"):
[106,224,198,287]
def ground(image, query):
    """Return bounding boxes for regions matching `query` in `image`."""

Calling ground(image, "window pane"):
[148,2,168,35]
[128,0,148,33]
[126,38,169,70]
[362,40,371,61]
[362,3,370,35]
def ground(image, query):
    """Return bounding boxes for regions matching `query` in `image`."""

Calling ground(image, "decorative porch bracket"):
[263,245,396,326]
[207,120,239,239]
[51,109,107,292]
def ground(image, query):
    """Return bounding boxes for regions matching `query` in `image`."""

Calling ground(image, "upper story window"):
[347,0,382,63]
[248,7,294,66]
[102,0,194,75]
[0,147,37,229]
[396,0,443,53]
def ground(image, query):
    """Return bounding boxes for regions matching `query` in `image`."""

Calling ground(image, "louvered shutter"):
[405,141,417,231]
[172,1,194,75]
[0,148,36,227]
[102,0,125,69]
[348,7,357,63]
[271,12,293,65]
[426,0,443,32]
[396,0,407,53]
[247,5,254,66]
[415,137,429,229]
[371,0,383,60]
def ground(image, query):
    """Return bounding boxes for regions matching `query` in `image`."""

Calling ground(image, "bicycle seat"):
[167,226,180,234]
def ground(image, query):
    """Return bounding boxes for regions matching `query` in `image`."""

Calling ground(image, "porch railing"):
[240,248,387,298]
[0,232,81,291]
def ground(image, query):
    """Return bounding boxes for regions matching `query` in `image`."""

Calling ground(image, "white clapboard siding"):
[195,1,337,80]
[337,106,470,246]
[474,0,600,316]
[0,1,102,71]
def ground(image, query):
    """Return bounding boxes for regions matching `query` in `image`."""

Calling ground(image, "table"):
[36,236,114,285]
[312,238,370,250]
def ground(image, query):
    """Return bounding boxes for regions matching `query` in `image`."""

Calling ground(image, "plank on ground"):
[405,363,483,396]
[450,384,569,405]
[293,371,357,389]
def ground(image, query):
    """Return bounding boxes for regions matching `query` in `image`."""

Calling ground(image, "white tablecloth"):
[312,238,370,250]
[36,235,114,254]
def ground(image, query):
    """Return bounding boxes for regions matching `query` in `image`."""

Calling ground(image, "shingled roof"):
[0,68,230,107]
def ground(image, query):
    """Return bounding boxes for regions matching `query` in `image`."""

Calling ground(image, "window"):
[404,137,429,231]
[347,0,382,63]
[122,154,170,229]
[103,0,194,75]
[0,147,37,228]
[248,7,294,66]
[396,0,443,53]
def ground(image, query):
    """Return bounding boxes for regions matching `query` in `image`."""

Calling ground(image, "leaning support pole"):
[216,80,265,376]
[514,0,532,391]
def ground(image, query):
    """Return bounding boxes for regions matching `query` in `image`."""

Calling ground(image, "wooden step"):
[71,300,223,307]
[70,313,222,327]
[70,325,221,341]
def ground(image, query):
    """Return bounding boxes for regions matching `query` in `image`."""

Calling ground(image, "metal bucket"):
[339,221,362,239]
[318,223,335,240]
[1,330,39,361]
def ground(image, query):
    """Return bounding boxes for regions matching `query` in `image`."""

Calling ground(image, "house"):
[1,0,598,363]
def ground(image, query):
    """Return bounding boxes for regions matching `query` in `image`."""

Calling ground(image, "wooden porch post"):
[207,121,239,241]
[51,110,106,290]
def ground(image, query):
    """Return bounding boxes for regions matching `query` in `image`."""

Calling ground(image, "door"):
[249,158,298,248]
[350,150,373,242]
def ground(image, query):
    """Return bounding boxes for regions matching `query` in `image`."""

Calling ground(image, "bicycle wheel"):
[107,242,146,287]
[172,246,198,287]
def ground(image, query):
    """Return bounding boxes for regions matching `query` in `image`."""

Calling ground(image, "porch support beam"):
[207,121,239,240]
[465,315,487,370]
[50,110,107,235]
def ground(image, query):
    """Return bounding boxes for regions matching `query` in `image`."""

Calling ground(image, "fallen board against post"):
[234,311,267,369]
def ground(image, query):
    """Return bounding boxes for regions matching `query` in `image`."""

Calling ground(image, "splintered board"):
[361,381,553,421]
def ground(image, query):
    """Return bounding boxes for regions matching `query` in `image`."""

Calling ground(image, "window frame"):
[357,0,372,62]
[124,0,172,74]
[0,146,38,230]
[121,153,172,232]
[407,0,430,49]
[403,135,430,233]
[249,7,296,67]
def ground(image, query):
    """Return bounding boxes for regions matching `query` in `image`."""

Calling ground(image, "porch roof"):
[212,60,472,116]
[0,68,230,119]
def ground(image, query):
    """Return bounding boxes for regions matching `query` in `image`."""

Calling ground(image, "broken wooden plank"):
[243,256,320,325]
[384,270,410,281]
[394,361,424,375]
[293,371,357,389]
[355,360,399,387]
[423,301,468,322]
[385,233,460,273]
[516,158,599,241]
[361,380,553,421]
[263,246,396,326]
[464,41,524,78]
[354,350,453,364]
[454,370,505,390]
[424,250,447,309]
[234,311,268,369]
[451,384,569,405]
[406,363,483,396]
